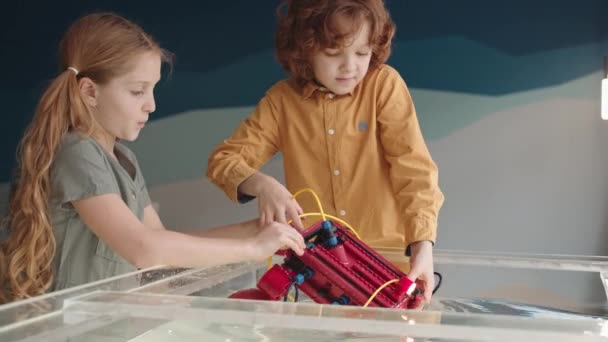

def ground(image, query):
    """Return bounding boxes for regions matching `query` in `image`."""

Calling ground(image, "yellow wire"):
[299,213,361,240]
[292,188,326,221]
[265,188,362,277]
[266,188,394,307]
[363,279,399,307]
[267,187,325,270]
[267,257,273,270]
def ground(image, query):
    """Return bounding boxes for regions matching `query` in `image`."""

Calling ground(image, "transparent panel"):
[0,250,607,341]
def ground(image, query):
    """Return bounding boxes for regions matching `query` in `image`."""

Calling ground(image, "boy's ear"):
[78,77,99,107]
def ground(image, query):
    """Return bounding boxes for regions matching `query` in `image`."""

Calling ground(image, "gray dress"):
[49,132,151,290]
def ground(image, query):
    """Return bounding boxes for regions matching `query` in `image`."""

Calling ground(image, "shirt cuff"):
[226,164,258,203]
[404,216,437,256]
[237,193,256,204]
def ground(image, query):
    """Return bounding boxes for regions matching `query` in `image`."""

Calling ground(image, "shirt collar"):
[301,80,354,99]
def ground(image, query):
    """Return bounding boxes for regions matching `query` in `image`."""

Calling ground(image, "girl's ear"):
[78,77,99,107]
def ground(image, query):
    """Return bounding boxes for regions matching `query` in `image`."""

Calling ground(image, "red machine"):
[229,219,425,309]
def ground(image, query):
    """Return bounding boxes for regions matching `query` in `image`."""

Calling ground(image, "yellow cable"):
[268,187,325,270]
[267,256,273,270]
[269,188,397,306]
[299,213,361,240]
[267,188,362,271]
[292,188,326,221]
[363,279,399,307]
[291,188,361,238]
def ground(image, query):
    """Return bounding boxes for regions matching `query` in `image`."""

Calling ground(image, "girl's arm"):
[73,194,305,269]
[142,204,261,239]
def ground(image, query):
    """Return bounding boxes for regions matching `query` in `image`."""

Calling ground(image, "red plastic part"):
[229,288,272,300]
[229,220,426,309]
[257,264,295,300]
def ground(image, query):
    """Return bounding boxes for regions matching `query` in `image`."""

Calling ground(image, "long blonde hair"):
[0,12,171,303]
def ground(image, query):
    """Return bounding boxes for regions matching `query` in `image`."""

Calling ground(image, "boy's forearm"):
[408,240,433,255]
[238,172,271,197]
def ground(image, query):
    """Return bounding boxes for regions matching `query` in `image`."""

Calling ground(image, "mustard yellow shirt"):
[207,64,444,251]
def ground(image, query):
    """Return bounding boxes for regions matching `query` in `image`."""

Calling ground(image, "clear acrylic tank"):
[2,248,608,341]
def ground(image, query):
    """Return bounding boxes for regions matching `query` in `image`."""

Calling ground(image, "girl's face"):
[93,51,161,142]
[310,19,372,95]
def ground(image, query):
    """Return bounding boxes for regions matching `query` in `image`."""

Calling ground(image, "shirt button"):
[339,210,346,216]
[326,93,335,99]
[334,170,340,176]
[328,129,335,135]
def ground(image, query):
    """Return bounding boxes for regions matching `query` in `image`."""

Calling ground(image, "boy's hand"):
[239,173,304,230]
[407,240,434,304]
[257,177,304,229]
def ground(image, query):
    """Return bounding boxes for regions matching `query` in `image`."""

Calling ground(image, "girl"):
[0,12,305,303]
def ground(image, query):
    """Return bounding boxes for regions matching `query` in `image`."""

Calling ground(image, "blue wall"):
[1,0,607,183]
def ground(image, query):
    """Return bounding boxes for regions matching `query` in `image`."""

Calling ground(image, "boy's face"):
[310,20,372,95]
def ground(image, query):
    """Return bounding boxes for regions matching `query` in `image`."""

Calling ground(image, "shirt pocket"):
[342,118,376,159]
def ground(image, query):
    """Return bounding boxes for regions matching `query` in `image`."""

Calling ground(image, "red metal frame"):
[229,220,425,309]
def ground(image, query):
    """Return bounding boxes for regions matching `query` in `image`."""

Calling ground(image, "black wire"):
[283,282,293,302]
[283,281,299,302]
[432,271,442,295]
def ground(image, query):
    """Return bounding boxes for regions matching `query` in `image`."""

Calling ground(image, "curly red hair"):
[275,0,395,87]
